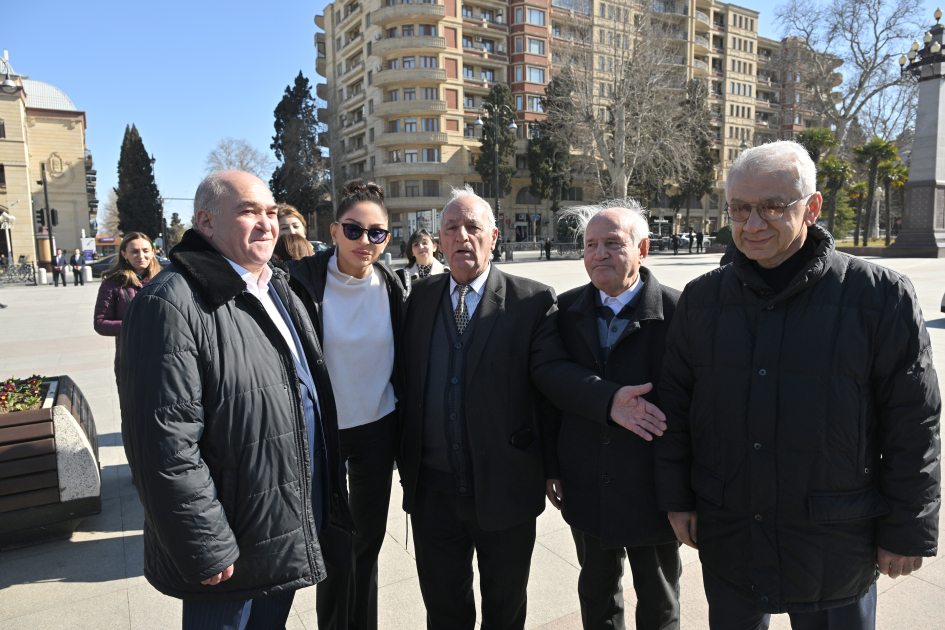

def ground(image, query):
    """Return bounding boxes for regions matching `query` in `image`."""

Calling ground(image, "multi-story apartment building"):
[315,1,831,241]
[0,51,98,268]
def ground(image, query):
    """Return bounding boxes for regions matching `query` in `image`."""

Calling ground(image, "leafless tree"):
[860,76,918,142]
[545,1,698,198]
[204,137,275,180]
[775,0,925,149]
[96,189,121,237]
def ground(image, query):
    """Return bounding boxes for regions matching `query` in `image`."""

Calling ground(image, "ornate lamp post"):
[474,103,517,227]
[894,8,945,256]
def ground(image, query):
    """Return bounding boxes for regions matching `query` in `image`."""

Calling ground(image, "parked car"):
[310,241,331,252]
[90,254,171,279]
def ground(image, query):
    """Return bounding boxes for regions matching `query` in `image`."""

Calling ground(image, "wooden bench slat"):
[0,438,56,463]
[0,470,59,497]
[0,421,55,446]
[0,409,52,429]
[0,486,60,514]
[0,453,58,480]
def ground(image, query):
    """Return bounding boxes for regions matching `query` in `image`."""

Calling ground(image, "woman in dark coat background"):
[93,231,162,382]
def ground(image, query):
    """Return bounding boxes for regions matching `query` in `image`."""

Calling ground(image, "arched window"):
[516,187,542,205]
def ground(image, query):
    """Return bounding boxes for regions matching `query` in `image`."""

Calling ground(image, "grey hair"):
[559,199,650,245]
[726,140,816,199]
[194,171,234,217]
[441,184,497,231]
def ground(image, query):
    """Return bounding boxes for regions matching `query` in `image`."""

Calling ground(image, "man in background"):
[70,248,85,286]
[52,249,67,287]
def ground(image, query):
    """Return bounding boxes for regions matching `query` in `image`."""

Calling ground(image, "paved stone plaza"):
[1,252,944,629]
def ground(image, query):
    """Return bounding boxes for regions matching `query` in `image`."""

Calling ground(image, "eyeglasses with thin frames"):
[334,222,391,245]
[724,195,812,223]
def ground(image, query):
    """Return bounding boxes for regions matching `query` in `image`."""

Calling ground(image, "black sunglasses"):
[335,222,391,245]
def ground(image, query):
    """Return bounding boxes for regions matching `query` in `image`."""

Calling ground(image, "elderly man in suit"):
[399,186,666,630]
[52,248,67,287]
[70,248,86,286]
[547,202,681,630]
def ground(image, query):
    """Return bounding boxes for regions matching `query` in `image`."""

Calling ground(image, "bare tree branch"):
[204,137,276,179]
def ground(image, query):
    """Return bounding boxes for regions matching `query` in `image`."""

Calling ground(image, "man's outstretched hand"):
[877,547,923,578]
[201,564,235,586]
[610,383,667,441]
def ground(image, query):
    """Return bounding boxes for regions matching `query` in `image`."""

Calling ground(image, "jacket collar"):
[169,229,254,308]
[732,224,834,303]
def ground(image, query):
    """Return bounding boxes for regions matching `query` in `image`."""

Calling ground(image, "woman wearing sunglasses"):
[286,180,408,630]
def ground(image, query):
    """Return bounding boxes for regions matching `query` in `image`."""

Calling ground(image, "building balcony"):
[337,4,363,29]
[315,14,325,29]
[692,59,709,75]
[374,35,446,55]
[694,34,710,53]
[345,145,369,159]
[755,120,772,128]
[461,19,510,38]
[375,162,450,177]
[316,57,327,78]
[376,99,448,117]
[343,88,366,108]
[756,98,780,109]
[316,83,328,100]
[342,33,364,52]
[373,3,446,27]
[652,3,688,17]
[694,10,711,29]
[374,67,447,87]
[376,131,449,147]
[342,118,367,134]
[386,196,451,210]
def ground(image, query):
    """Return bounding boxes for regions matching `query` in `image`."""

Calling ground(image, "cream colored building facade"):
[0,51,97,267]
[314,1,827,240]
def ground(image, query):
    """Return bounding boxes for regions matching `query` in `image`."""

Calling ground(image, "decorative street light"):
[0,73,19,94]
[474,102,517,228]
[895,8,945,255]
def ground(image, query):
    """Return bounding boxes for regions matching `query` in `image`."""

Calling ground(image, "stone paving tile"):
[127,581,181,630]
[914,555,945,589]
[524,543,583,629]
[0,590,130,630]
[876,574,945,629]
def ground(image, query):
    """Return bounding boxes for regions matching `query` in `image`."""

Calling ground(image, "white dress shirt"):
[225,258,298,360]
[450,264,491,319]
[599,275,644,316]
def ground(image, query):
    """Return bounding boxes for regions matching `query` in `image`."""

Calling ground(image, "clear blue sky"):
[2,0,935,228]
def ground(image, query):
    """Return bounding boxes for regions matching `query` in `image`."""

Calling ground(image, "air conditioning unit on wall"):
[475,36,482,42]
[374,34,381,41]
[376,66,383,72]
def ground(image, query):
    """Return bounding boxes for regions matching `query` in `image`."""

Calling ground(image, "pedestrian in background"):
[404,228,447,281]
[544,237,553,260]
[671,234,680,255]
[121,171,350,630]
[696,230,704,253]
[94,232,161,383]
[273,233,315,263]
[687,229,694,254]
[52,249,67,287]
[287,180,409,630]
[278,203,307,237]
[657,141,941,629]
[70,248,86,286]
[548,202,683,630]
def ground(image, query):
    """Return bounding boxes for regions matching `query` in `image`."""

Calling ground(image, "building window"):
[552,22,561,36]
[0,119,5,139]
[527,67,545,83]
[516,187,542,204]
[420,56,438,68]
[527,39,545,55]
[516,37,523,52]
[463,5,474,18]
[0,165,5,189]
[465,122,476,137]
[423,180,440,196]
[482,40,494,53]
[422,118,439,131]
[467,181,495,198]
[402,25,414,37]
[516,8,523,23]
[516,95,523,110]
[463,35,474,48]
[404,88,416,100]
[464,95,475,108]
[405,118,418,132]
[387,89,399,102]
[527,9,545,26]
[516,156,527,169]
[599,3,605,18]
[423,148,439,162]
[516,66,523,81]
[528,96,542,112]
[564,187,584,201]
[481,9,494,23]
[482,68,495,82]
[405,150,419,162]
[387,28,397,38]
[419,25,436,36]
[389,150,402,162]
[403,56,416,68]
[423,87,438,100]
[369,99,374,114]
[389,120,401,133]
[405,180,420,197]
[388,58,399,70]
[464,65,474,78]
[389,181,401,197]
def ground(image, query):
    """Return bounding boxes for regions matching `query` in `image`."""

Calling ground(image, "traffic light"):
[50,209,59,227]
[35,208,45,227]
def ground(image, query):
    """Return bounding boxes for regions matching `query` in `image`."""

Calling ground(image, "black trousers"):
[411,485,536,630]
[53,268,67,287]
[73,268,84,285]
[316,412,398,630]
[571,528,681,630]
[702,567,877,630]
[182,590,295,630]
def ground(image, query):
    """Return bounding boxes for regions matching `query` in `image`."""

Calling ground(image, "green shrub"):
[715,225,732,245]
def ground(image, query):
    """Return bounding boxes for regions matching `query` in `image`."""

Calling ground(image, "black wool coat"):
[399,267,623,531]
[549,266,680,549]
[656,226,941,613]
[120,229,352,602]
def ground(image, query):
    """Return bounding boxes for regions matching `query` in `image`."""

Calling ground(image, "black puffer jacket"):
[656,226,941,613]
[120,230,352,602]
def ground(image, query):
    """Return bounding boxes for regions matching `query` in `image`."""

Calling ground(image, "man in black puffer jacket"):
[656,141,941,629]
[121,171,353,629]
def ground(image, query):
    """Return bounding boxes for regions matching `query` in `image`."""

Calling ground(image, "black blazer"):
[399,266,623,532]
[549,266,680,548]
[70,255,86,268]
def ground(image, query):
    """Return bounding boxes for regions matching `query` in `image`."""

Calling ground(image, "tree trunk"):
[826,185,840,236]
[884,183,893,246]
[685,197,692,234]
[863,163,878,243]
[853,199,862,246]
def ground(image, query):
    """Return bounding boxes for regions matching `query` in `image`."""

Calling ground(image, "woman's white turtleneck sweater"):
[323,253,397,430]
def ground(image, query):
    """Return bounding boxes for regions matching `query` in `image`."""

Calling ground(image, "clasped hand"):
[609,383,667,441]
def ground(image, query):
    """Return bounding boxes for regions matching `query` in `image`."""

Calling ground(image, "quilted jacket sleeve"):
[654,287,697,512]
[120,290,240,583]
[93,281,122,337]
[872,275,942,557]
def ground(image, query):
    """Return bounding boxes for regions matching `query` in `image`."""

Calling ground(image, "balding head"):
[571,201,651,297]
[439,189,499,284]
[194,170,278,277]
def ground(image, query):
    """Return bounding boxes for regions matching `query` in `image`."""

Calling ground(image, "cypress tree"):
[527,75,573,214]
[270,72,329,226]
[474,83,518,212]
[116,124,162,238]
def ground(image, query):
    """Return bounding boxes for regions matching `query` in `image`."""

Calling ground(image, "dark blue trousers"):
[702,567,877,630]
[181,590,295,630]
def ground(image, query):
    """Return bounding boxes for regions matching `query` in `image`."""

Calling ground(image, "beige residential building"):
[314,1,829,241]
[0,51,97,268]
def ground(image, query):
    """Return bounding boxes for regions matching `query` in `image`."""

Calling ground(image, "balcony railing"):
[694,10,710,26]
[376,131,449,147]
[374,3,445,26]
[694,34,710,50]
[373,67,447,86]
[375,99,447,117]
[692,59,709,72]
[374,35,446,55]
[375,162,449,177]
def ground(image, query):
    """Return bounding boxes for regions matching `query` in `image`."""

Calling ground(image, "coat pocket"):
[691,463,724,506]
[808,486,890,524]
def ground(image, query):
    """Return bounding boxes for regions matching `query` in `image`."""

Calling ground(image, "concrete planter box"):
[705,245,728,254]
[0,376,101,550]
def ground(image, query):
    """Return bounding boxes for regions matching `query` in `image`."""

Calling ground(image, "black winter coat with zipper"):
[655,225,941,613]
[120,229,352,602]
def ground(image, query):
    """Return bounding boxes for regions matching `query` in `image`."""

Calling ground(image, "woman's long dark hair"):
[102,232,162,287]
